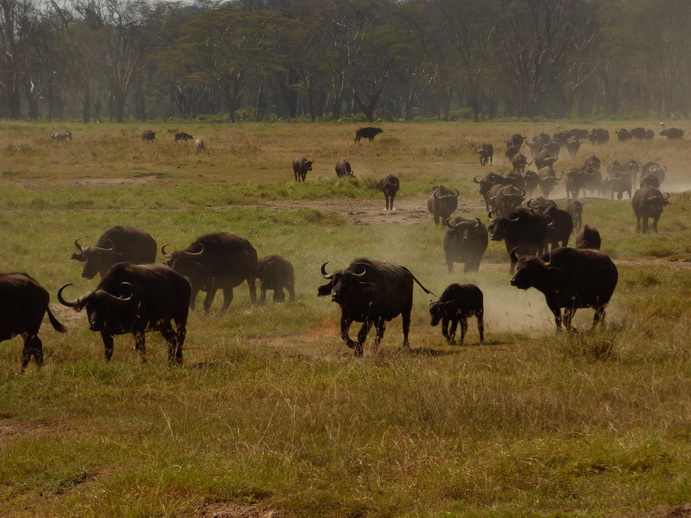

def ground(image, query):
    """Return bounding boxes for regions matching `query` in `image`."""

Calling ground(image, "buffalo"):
[292,157,313,182]
[335,159,353,177]
[477,143,494,166]
[489,207,549,273]
[565,136,581,157]
[630,127,647,140]
[380,174,400,211]
[587,128,610,145]
[257,255,295,303]
[474,172,509,212]
[510,248,618,331]
[659,124,684,140]
[566,199,583,233]
[0,273,66,371]
[521,169,539,197]
[564,168,586,199]
[428,185,459,225]
[604,173,632,200]
[544,205,574,249]
[58,263,190,364]
[429,283,484,345]
[318,259,432,357]
[195,139,206,152]
[443,217,488,274]
[506,133,525,149]
[576,225,601,249]
[52,131,72,141]
[71,226,157,279]
[511,152,528,173]
[354,127,383,143]
[141,130,156,141]
[615,128,632,142]
[489,184,525,217]
[175,132,194,142]
[632,187,670,234]
[537,167,561,197]
[163,232,258,313]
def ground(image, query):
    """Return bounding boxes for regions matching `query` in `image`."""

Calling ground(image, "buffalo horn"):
[73,239,83,252]
[663,192,670,200]
[320,262,334,279]
[187,242,205,256]
[161,244,172,258]
[57,284,83,308]
[445,217,455,229]
[474,218,481,227]
[351,263,367,277]
[93,239,115,252]
[473,175,481,184]
[487,211,496,220]
[452,188,460,197]
[104,283,134,305]
[506,213,521,222]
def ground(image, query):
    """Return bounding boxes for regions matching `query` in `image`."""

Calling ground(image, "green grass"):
[0,121,689,517]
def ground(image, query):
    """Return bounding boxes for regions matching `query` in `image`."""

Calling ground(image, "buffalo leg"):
[593,305,607,327]
[459,316,468,345]
[356,321,373,350]
[340,317,358,351]
[401,310,411,348]
[373,317,386,349]
[134,331,147,362]
[476,311,485,343]
[101,332,115,361]
[652,216,659,234]
[636,216,642,233]
[546,300,563,330]
[248,276,257,304]
[259,280,267,304]
[21,334,43,372]
[287,283,295,301]
[160,322,183,365]
[274,288,285,303]
[219,288,234,313]
[563,307,577,331]
[189,283,202,310]
[447,317,459,345]
[441,317,453,344]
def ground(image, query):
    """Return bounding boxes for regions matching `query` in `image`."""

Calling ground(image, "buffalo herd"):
[3,124,682,369]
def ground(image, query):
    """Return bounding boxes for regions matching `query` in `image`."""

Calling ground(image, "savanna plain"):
[0,121,689,518]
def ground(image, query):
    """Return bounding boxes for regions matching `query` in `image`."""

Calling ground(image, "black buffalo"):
[335,159,353,177]
[474,172,509,212]
[58,263,190,364]
[428,185,459,225]
[564,168,586,199]
[566,199,583,233]
[506,133,525,149]
[489,207,549,273]
[632,187,670,234]
[587,128,610,145]
[174,132,194,142]
[257,255,295,303]
[0,273,66,371]
[477,143,494,166]
[292,157,313,182]
[543,205,574,249]
[576,225,601,249]
[429,283,484,345]
[163,232,258,313]
[659,125,684,140]
[443,217,488,274]
[141,130,156,141]
[380,174,400,211]
[318,259,432,357]
[354,127,383,143]
[71,226,158,279]
[510,248,618,331]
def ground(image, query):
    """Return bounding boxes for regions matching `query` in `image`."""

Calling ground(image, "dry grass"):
[0,120,689,517]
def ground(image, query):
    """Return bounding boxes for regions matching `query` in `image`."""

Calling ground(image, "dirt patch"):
[0,416,78,445]
[264,196,485,226]
[198,501,280,518]
[612,503,691,518]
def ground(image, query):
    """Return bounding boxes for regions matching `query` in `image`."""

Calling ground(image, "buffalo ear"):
[317,283,333,297]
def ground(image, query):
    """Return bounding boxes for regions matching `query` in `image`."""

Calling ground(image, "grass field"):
[0,121,689,517]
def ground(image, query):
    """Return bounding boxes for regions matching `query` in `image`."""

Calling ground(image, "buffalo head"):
[58,282,135,331]
[317,262,373,305]
[70,238,123,279]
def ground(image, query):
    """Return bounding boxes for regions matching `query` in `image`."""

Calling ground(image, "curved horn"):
[543,249,553,267]
[473,175,481,183]
[74,239,83,252]
[663,192,670,200]
[93,238,114,252]
[186,243,205,256]
[516,188,526,198]
[351,263,367,277]
[452,188,460,197]
[506,213,521,222]
[161,244,172,258]
[510,247,520,264]
[445,217,455,229]
[434,189,442,199]
[104,282,135,305]
[487,211,496,220]
[474,218,481,227]
[57,284,82,308]
[320,262,334,279]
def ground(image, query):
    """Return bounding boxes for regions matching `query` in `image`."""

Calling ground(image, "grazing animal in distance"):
[566,199,583,233]
[587,128,610,145]
[58,263,190,364]
[474,172,509,212]
[292,156,313,182]
[443,217,488,274]
[163,232,258,313]
[195,139,205,152]
[335,159,353,177]
[659,123,684,140]
[427,185,460,224]
[318,259,432,357]
[506,133,525,150]
[543,205,574,249]
[510,247,618,331]
[631,187,670,234]
[174,132,194,142]
[71,226,158,279]
[354,127,383,143]
[257,255,295,303]
[477,143,494,165]
[380,174,400,211]
[141,130,156,141]
[0,273,67,372]
[511,152,528,173]
[576,225,601,249]
[429,283,484,345]
[52,131,72,141]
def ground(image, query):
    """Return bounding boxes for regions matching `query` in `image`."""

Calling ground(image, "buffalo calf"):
[429,284,484,345]
[257,255,295,303]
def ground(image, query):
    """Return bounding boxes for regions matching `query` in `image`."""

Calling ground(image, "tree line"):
[1,0,690,123]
